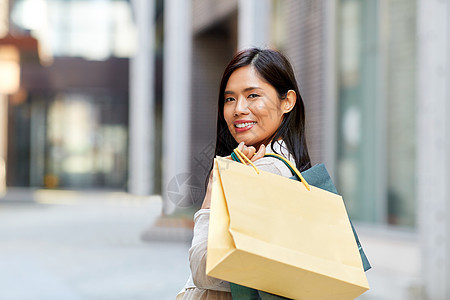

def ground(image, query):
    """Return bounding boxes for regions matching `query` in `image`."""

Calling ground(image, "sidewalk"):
[0,189,191,300]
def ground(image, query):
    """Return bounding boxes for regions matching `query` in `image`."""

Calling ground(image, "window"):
[336,0,417,227]
[11,0,136,60]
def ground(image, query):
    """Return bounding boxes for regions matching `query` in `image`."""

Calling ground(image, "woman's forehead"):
[225,66,268,91]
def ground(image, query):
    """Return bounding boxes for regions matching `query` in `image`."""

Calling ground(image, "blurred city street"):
[0,191,191,300]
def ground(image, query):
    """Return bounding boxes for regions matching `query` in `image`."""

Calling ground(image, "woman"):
[177,48,311,299]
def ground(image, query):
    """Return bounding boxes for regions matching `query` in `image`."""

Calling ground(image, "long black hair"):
[214,48,311,172]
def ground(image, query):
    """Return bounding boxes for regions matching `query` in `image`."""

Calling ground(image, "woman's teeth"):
[235,122,256,128]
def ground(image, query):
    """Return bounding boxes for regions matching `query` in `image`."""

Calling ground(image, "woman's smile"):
[234,120,257,132]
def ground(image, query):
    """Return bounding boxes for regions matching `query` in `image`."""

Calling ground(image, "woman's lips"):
[234,121,256,132]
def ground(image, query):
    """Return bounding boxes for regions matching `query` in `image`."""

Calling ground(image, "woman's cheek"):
[227,122,235,133]
[255,103,280,122]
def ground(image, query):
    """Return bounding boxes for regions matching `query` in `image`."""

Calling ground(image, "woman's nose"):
[234,97,250,116]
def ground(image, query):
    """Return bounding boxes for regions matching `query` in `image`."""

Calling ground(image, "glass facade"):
[384,0,417,227]
[8,91,128,189]
[336,0,417,227]
[11,0,136,60]
[6,0,134,190]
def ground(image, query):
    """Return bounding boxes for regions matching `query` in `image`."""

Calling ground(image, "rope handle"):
[231,148,310,191]
[232,148,260,174]
[263,153,310,191]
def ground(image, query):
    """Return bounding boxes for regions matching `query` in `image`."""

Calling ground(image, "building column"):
[162,0,192,214]
[237,0,271,50]
[417,0,450,298]
[322,0,337,179]
[0,43,19,195]
[0,0,9,193]
[129,0,155,195]
[0,95,7,196]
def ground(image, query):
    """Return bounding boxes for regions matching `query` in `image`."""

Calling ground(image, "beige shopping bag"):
[206,155,370,300]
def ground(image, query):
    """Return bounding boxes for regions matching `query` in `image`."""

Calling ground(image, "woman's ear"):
[282,90,297,113]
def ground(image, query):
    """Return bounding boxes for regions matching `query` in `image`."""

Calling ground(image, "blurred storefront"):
[9,58,129,189]
[0,0,161,191]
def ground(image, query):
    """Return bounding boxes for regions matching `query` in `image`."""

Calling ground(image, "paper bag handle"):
[263,153,311,191]
[232,148,311,191]
[232,148,260,174]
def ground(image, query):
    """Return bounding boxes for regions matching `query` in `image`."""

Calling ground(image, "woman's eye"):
[224,97,235,103]
[248,93,260,99]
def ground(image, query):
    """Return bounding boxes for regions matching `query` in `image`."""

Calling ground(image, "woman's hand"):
[201,142,265,209]
[236,142,266,162]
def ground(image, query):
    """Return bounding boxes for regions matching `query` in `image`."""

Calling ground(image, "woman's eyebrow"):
[224,86,262,95]
[224,86,261,95]
[242,86,261,92]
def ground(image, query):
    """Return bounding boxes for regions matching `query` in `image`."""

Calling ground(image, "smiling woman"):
[215,48,311,172]
[177,48,312,299]
[223,65,296,149]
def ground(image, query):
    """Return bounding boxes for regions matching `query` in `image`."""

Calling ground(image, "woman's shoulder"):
[254,141,294,178]
[251,140,295,177]
[254,156,292,177]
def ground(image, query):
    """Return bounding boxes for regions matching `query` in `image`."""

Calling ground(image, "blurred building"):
[0,0,449,299]
[0,0,163,194]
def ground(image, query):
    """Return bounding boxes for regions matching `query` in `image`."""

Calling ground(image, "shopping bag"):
[206,153,370,299]
[228,154,371,299]
[264,154,371,273]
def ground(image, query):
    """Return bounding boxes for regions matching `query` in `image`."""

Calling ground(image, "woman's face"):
[223,66,286,148]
